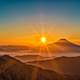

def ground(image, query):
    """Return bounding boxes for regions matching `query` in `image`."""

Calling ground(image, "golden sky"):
[0,0,80,46]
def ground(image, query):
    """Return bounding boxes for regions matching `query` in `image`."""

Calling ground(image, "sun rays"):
[31,36,60,80]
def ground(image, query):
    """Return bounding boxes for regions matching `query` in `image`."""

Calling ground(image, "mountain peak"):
[0,55,18,63]
[54,38,73,45]
[57,38,70,42]
[0,55,13,59]
[48,38,79,47]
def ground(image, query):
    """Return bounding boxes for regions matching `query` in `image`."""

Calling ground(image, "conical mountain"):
[54,39,79,47]
[48,38,80,53]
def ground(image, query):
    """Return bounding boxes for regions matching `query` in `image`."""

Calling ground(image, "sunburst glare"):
[40,36,47,44]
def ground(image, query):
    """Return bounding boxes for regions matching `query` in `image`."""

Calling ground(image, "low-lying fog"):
[0,52,80,57]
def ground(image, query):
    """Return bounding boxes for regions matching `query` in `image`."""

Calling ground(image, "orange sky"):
[0,0,80,46]
[0,32,80,46]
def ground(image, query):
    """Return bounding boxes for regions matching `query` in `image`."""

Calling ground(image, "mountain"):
[27,56,80,76]
[15,55,49,62]
[47,39,80,53]
[0,55,69,80]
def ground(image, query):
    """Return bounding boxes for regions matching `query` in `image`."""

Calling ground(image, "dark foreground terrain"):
[0,55,78,80]
[27,56,80,80]
[28,56,80,75]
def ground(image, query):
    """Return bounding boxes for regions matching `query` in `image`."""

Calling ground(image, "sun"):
[40,36,47,44]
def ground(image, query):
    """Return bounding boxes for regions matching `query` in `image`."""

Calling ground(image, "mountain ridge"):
[27,56,80,76]
[0,55,69,80]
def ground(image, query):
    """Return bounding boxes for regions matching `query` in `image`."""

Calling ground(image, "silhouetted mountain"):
[54,39,80,48]
[47,38,80,53]
[54,39,75,45]
[0,55,69,80]
[28,56,80,76]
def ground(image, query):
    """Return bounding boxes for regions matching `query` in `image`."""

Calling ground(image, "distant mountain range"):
[0,55,74,80]
[0,45,33,52]
[0,39,80,54]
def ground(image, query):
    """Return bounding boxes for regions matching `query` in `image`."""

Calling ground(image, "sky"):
[0,0,80,45]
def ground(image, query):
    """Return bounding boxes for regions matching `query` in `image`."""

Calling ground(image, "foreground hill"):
[28,56,80,76]
[0,55,70,80]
